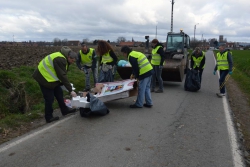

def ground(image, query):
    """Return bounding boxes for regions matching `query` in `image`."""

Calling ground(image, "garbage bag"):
[184,69,201,92]
[88,93,110,116]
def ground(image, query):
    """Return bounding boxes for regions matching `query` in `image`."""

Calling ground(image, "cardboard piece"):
[71,79,138,108]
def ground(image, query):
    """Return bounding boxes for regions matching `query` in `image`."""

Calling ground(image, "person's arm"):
[53,57,72,92]
[227,52,233,71]
[129,56,139,79]
[107,50,118,66]
[199,56,206,70]
[157,47,165,66]
[76,52,82,70]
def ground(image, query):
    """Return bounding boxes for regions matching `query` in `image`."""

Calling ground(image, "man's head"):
[60,46,77,64]
[121,46,132,57]
[219,44,226,52]
[81,42,88,53]
[194,47,201,55]
[151,39,159,47]
[67,51,77,64]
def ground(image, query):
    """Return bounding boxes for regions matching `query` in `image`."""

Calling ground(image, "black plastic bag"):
[80,93,110,117]
[184,69,201,92]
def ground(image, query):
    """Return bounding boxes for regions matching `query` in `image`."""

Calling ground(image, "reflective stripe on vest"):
[192,51,205,69]
[79,48,94,67]
[101,51,113,64]
[129,51,153,75]
[217,51,229,70]
[38,52,67,82]
[151,45,163,65]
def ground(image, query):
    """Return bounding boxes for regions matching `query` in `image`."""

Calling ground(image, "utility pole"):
[170,0,175,32]
[155,25,157,39]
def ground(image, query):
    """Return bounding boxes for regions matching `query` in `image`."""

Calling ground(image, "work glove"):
[229,71,233,75]
[81,67,88,74]
[213,71,216,75]
[70,91,77,97]
[130,74,135,79]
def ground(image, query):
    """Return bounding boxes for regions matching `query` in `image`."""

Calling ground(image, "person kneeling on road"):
[32,46,78,123]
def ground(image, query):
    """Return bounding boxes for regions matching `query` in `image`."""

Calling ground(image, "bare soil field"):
[0,46,250,165]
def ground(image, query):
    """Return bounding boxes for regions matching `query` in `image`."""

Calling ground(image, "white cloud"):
[0,0,250,42]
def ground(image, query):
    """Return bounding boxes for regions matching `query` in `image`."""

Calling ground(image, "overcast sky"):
[1,0,250,43]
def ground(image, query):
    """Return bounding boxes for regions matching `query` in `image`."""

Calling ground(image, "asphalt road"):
[0,51,244,167]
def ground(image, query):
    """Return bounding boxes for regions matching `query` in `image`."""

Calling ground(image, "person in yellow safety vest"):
[96,40,118,83]
[150,39,165,93]
[191,47,206,83]
[32,46,78,123]
[213,44,233,97]
[76,42,98,91]
[121,46,154,108]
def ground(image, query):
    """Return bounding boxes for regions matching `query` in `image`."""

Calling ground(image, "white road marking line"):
[0,115,75,153]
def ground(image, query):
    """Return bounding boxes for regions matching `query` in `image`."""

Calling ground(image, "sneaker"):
[143,103,153,108]
[129,104,142,108]
[46,116,59,123]
[216,93,225,97]
[62,108,77,116]
[155,89,163,93]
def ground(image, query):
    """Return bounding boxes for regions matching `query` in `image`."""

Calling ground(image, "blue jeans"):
[98,68,114,83]
[151,65,163,91]
[219,70,229,94]
[135,76,153,107]
[84,67,98,89]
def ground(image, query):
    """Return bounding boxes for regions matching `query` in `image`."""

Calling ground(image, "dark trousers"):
[39,84,68,121]
[198,69,203,83]
[219,70,229,94]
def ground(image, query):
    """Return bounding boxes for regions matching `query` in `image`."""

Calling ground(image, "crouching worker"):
[32,46,78,123]
[121,46,154,108]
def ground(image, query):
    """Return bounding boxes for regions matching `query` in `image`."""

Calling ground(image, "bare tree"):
[117,37,126,43]
[82,38,89,43]
[53,38,61,46]
[62,39,68,46]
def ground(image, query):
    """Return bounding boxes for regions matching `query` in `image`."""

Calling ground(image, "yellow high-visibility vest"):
[38,52,68,82]
[79,48,94,67]
[101,51,113,64]
[151,45,165,65]
[129,51,153,75]
[192,51,205,69]
[217,51,229,70]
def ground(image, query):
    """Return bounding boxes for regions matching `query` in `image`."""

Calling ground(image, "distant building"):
[219,35,224,42]
[68,40,80,46]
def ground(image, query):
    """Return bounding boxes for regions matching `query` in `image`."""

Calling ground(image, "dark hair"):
[81,42,86,47]
[151,39,159,44]
[96,40,113,55]
[121,46,132,54]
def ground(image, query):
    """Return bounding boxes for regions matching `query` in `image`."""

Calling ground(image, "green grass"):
[214,50,250,104]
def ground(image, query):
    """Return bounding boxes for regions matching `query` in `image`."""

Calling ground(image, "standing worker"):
[76,42,98,91]
[32,46,78,123]
[121,46,154,108]
[96,40,118,82]
[191,47,206,83]
[213,44,233,97]
[150,39,165,93]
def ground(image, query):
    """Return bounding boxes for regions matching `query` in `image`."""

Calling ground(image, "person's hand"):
[213,71,216,75]
[229,71,233,75]
[130,74,135,79]
[71,91,77,97]
[159,65,163,69]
